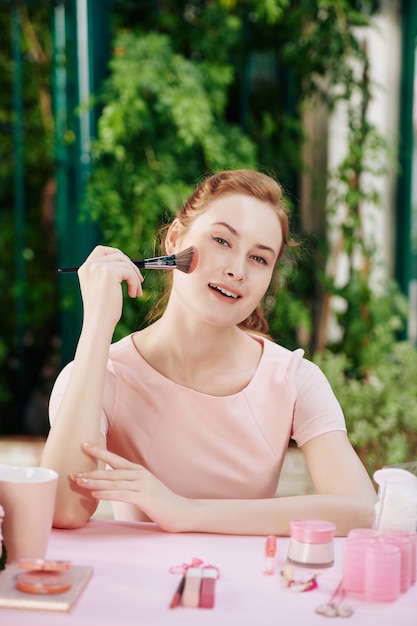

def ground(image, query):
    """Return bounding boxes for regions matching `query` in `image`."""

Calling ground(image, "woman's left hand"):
[70,443,190,533]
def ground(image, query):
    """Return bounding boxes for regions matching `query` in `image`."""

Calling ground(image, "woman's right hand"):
[77,245,144,329]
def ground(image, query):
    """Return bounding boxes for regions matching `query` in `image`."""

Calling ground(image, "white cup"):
[0,465,58,564]
[373,467,417,533]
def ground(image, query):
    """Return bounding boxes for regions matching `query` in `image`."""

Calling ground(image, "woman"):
[41,169,376,535]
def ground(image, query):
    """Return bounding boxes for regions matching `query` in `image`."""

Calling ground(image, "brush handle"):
[58,253,178,273]
[139,253,177,270]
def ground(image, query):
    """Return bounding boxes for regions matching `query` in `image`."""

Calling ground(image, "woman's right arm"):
[40,246,143,529]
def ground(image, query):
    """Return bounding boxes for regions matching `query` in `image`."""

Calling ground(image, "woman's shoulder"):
[259,334,305,369]
[258,335,331,391]
[260,334,301,355]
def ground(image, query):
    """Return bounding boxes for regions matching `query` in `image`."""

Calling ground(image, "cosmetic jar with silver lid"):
[287,520,336,568]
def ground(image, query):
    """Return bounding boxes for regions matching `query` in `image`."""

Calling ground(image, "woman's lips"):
[208,283,242,299]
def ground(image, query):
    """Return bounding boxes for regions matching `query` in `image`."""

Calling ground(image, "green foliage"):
[282,1,377,104]
[85,30,257,337]
[0,5,56,432]
[90,1,385,344]
[0,0,411,467]
[0,340,11,406]
[267,242,315,349]
[318,30,399,378]
[315,337,417,477]
[314,277,416,477]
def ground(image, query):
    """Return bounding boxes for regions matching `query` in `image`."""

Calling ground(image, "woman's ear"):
[165,219,182,255]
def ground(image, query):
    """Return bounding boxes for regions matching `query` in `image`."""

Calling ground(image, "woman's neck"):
[133,317,263,396]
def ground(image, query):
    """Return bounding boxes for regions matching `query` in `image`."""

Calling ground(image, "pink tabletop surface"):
[0,519,416,625]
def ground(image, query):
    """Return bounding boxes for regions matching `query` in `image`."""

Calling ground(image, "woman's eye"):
[212,236,229,246]
[251,255,267,265]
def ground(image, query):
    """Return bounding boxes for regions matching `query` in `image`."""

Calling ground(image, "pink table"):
[1,520,416,625]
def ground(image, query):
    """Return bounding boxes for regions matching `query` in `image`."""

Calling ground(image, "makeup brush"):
[58,246,198,274]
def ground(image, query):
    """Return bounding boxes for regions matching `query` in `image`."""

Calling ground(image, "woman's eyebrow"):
[212,221,277,257]
[213,221,239,236]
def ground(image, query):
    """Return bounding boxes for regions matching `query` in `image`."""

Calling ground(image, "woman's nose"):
[225,261,245,281]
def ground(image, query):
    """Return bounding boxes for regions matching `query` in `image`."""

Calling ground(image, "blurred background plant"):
[85,29,257,338]
[315,279,417,476]
[0,0,416,477]
[0,3,56,433]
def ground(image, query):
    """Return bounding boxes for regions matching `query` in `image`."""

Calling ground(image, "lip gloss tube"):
[265,535,277,574]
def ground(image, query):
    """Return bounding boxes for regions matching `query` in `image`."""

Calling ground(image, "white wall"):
[327,0,402,284]
[322,1,403,341]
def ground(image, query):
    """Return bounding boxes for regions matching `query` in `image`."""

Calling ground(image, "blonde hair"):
[148,169,293,333]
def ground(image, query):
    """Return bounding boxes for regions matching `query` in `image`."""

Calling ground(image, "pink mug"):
[0,464,58,564]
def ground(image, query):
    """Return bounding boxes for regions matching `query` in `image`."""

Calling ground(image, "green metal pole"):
[11,4,26,430]
[395,0,417,297]
[75,0,112,264]
[53,0,81,368]
[53,0,111,366]
[75,0,98,264]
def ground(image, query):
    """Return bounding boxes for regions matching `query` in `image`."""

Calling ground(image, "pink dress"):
[49,334,346,500]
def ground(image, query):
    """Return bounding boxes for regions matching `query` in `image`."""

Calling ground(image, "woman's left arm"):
[298,430,377,532]
[184,431,377,536]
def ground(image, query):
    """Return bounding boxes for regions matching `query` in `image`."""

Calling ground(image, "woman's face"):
[169,193,283,329]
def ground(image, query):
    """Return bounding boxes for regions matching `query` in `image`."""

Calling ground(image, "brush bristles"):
[175,246,198,274]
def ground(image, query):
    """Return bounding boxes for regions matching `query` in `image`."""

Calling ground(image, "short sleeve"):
[48,361,109,437]
[290,357,347,447]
